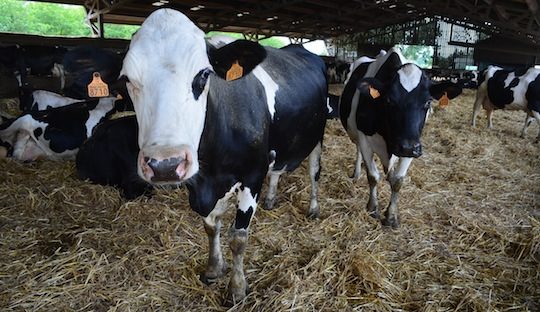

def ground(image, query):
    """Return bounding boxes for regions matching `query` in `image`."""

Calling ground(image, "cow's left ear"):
[208,40,267,81]
[430,82,463,100]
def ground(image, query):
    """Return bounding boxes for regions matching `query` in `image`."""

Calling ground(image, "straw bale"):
[0,89,538,311]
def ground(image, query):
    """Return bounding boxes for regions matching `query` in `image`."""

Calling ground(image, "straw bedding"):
[0,89,538,311]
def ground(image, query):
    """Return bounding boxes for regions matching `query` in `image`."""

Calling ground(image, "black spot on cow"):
[488,70,517,109]
[33,127,43,138]
[235,206,254,229]
[192,68,212,100]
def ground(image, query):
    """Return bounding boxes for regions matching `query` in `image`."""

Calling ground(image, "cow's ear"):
[356,78,383,99]
[208,40,267,81]
[430,81,462,100]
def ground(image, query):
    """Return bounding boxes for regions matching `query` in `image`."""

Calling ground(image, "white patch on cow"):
[31,90,82,110]
[345,56,374,85]
[365,47,408,79]
[121,9,211,181]
[204,182,241,226]
[398,64,422,92]
[85,97,116,137]
[205,34,236,48]
[237,185,258,213]
[252,66,279,120]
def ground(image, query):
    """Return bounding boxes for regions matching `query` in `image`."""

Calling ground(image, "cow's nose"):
[396,141,422,158]
[143,156,187,182]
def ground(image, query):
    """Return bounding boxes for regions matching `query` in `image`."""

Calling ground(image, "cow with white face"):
[120,9,328,302]
[340,47,461,228]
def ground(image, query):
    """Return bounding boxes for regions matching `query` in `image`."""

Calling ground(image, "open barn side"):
[0,89,539,311]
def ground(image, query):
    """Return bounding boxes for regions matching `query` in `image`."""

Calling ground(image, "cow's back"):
[261,45,328,171]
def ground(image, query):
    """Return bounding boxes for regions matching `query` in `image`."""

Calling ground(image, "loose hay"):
[0,89,539,311]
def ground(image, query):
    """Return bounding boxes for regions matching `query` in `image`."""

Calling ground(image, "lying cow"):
[18,83,83,111]
[340,47,461,228]
[472,65,540,140]
[120,8,328,302]
[76,115,152,199]
[0,96,121,161]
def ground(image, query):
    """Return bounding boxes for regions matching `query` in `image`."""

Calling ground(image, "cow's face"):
[120,9,211,184]
[374,64,462,158]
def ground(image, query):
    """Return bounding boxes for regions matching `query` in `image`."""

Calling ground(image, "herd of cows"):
[1,8,539,304]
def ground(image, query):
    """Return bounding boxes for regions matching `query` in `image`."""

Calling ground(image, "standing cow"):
[471,65,540,140]
[120,9,328,302]
[340,47,461,228]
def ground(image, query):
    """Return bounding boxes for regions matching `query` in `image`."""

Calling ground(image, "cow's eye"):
[192,68,213,100]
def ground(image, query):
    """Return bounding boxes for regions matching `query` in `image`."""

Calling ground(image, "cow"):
[471,65,540,140]
[18,84,83,111]
[76,115,152,199]
[339,47,461,228]
[119,8,328,302]
[0,96,122,161]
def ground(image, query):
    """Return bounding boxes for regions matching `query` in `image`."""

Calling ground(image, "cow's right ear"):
[207,40,267,81]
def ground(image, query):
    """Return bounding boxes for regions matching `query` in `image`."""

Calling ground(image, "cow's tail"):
[326,94,340,119]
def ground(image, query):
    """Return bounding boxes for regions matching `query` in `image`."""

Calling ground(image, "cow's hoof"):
[200,262,228,285]
[225,279,249,306]
[367,209,380,220]
[264,197,276,210]
[307,207,320,219]
[382,216,400,229]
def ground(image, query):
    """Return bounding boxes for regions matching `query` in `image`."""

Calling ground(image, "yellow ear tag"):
[439,92,449,108]
[226,61,244,81]
[87,72,110,97]
[369,86,380,99]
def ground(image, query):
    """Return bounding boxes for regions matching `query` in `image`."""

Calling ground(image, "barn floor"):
[0,89,539,311]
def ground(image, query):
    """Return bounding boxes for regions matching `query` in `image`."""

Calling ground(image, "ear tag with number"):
[369,85,380,99]
[226,61,244,81]
[87,72,110,97]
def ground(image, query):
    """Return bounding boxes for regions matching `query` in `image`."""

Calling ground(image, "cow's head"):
[120,9,266,184]
[358,62,461,158]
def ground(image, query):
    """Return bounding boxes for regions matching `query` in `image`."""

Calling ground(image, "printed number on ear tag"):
[369,86,380,99]
[439,92,449,108]
[226,61,244,81]
[87,72,110,97]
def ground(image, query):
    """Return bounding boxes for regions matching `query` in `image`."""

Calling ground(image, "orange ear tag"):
[369,86,380,99]
[87,72,110,97]
[226,61,244,81]
[439,92,449,108]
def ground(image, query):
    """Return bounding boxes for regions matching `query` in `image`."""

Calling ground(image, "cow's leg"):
[264,170,282,210]
[200,183,239,284]
[520,113,535,138]
[359,137,380,219]
[383,157,413,228]
[351,143,363,180]
[532,111,540,142]
[471,93,484,127]
[228,184,259,303]
[307,142,322,218]
[486,108,494,129]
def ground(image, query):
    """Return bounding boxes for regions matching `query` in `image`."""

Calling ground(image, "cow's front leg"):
[351,143,363,180]
[362,150,380,219]
[228,185,258,303]
[200,184,239,284]
[383,157,413,228]
[486,108,494,129]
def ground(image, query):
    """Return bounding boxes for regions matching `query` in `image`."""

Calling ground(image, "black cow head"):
[358,63,462,158]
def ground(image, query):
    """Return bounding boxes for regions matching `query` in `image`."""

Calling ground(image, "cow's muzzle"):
[139,147,192,183]
[393,141,423,158]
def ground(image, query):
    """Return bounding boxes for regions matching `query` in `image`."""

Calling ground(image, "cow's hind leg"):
[264,170,282,210]
[486,108,494,129]
[200,184,239,284]
[351,143,363,180]
[471,92,484,127]
[383,157,413,228]
[520,113,535,138]
[228,184,260,303]
[307,142,322,218]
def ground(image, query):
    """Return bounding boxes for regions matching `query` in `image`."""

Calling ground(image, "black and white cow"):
[76,115,152,199]
[18,84,83,111]
[340,47,461,228]
[472,65,540,140]
[120,9,328,302]
[0,96,121,161]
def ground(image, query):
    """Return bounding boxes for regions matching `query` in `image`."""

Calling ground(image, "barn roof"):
[29,0,540,44]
